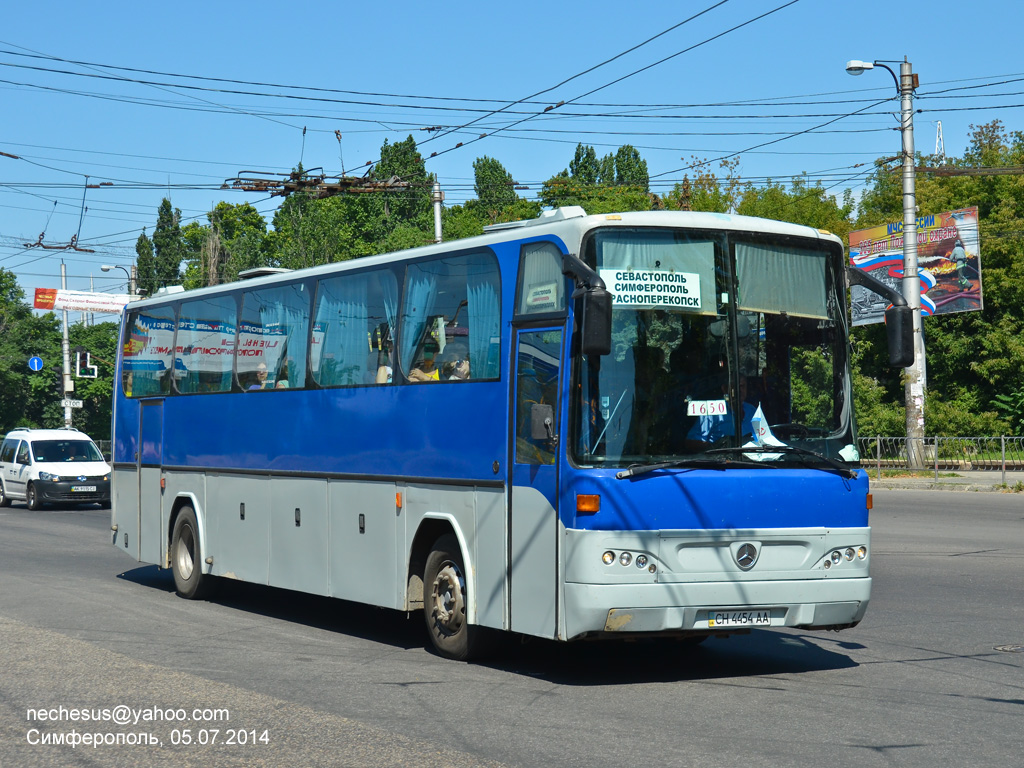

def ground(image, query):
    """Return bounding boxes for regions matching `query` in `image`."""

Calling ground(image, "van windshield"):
[31,440,103,463]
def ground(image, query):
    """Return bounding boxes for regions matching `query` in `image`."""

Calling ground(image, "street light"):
[101,264,137,297]
[847,57,926,468]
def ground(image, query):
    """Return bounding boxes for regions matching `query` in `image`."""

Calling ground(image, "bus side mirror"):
[884,305,914,368]
[580,287,612,356]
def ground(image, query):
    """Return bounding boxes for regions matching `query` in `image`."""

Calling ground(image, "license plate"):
[706,609,771,628]
[71,485,97,492]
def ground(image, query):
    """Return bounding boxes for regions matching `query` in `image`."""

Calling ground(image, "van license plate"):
[707,610,771,628]
[71,485,96,492]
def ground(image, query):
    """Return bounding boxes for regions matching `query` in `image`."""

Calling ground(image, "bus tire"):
[171,506,209,600]
[0,480,10,507]
[423,534,481,661]
[26,482,42,511]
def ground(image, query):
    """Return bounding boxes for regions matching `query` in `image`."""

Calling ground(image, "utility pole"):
[846,57,925,467]
[432,182,444,243]
[60,262,73,428]
[898,59,926,468]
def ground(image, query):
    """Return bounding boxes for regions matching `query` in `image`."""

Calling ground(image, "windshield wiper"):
[615,455,778,479]
[705,445,856,479]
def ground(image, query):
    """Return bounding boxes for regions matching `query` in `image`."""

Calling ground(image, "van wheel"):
[171,506,210,599]
[423,534,485,661]
[0,481,10,507]
[26,483,42,511]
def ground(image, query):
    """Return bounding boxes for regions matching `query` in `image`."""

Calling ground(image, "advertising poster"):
[848,206,982,326]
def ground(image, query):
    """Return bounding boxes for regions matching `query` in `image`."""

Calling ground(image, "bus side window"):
[516,241,566,316]
[312,268,399,387]
[175,296,237,395]
[123,307,175,397]
[239,282,310,391]
[399,249,500,383]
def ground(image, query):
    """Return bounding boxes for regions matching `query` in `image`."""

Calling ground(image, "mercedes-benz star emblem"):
[736,543,758,570]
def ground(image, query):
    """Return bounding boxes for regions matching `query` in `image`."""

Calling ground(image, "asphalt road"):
[1,490,1022,768]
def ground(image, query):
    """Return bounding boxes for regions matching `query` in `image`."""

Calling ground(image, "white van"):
[0,428,111,510]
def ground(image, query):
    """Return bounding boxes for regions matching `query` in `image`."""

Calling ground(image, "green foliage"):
[924,390,1009,437]
[852,119,1024,436]
[67,322,119,440]
[0,269,62,433]
[472,156,519,215]
[152,198,186,289]
[182,202,272,289]
[663,158,740,213]
[737,175,854,240]
[541,143,654,212]
[135,230,156,295]
[992,386,1024,433]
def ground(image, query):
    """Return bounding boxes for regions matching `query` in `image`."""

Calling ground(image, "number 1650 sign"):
[688,400,727,417]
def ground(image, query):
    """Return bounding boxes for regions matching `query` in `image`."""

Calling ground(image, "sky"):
[1,0,1020,318]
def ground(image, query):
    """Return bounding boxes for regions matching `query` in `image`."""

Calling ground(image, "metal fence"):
[857,436,1024,484]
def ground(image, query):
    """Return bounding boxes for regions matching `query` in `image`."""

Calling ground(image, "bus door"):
[509,328,563,639]
[137,400,164,565]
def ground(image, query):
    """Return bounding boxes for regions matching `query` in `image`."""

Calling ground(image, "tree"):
[0,268,61,433]
[663,157,740,213]
[152,198,186,289]
[541,143,655,213]
[851,119,1024,436]
[472,156,519,215]
[135,230,156,296]
[68,321,119,440]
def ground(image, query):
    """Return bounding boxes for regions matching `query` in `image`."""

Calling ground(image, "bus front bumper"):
[563,577,871,640]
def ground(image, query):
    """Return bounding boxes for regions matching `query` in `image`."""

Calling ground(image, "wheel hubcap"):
[430,561,466,637]
[176,526,195,579]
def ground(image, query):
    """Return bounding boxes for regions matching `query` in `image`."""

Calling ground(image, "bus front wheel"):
[424,534,481,661]
[171,506,209,599]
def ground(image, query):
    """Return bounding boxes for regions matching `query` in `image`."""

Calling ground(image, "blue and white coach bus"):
[111,207,912,660]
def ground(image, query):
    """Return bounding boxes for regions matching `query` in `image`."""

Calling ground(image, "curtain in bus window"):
[238,284,309,390]
[315,273,371,386]
[597,231,717,315]
[468,265,500,379]
[400,268,438,375]
[518,242,565,315]
[735,242,827,319]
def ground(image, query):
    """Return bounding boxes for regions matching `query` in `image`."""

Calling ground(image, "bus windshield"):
[572,227,855,468]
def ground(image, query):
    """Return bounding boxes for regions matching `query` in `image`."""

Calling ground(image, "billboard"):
[34,288,134,314]
[848,206,982,326]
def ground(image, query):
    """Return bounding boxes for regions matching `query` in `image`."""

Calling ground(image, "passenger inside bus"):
[440,343,470,381]
[409,342,440,382]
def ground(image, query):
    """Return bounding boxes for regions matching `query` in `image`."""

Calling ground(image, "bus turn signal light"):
[577,494,600,514]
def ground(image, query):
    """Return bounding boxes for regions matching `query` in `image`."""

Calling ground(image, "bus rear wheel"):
[171,506,209,599]
[424,534,481,661]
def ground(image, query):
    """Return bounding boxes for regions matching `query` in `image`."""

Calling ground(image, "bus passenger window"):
[399,249,500,383]
[175,296,237,394]
[239,283,310,391]
[312,268,398,387]
[122,307,175,397]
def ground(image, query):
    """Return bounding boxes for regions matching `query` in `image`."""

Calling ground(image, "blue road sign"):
[28,356,44,372]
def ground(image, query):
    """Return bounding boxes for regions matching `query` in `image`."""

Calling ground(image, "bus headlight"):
[619,552,632,566]
[602,551,616,565]
[844,547,856,561]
